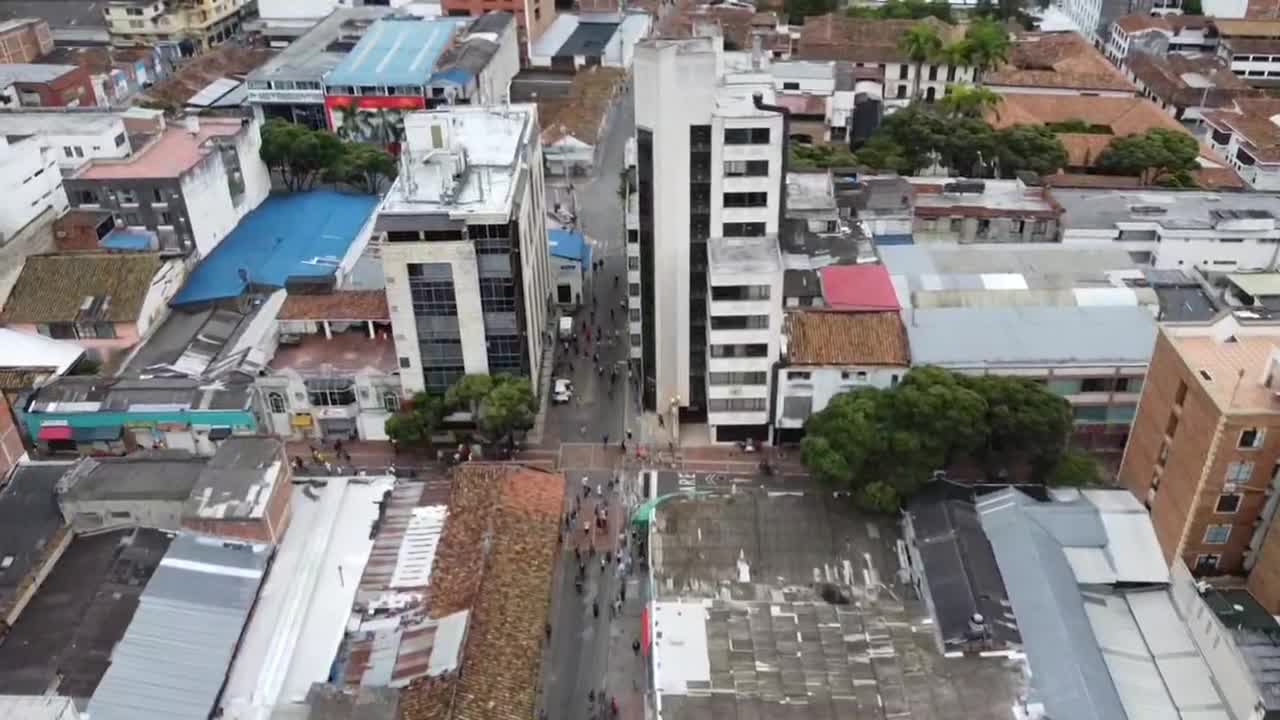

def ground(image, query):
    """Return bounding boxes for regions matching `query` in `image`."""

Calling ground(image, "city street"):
[542,84,638,449]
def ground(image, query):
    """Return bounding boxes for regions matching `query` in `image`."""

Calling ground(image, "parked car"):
[553,378,573,404]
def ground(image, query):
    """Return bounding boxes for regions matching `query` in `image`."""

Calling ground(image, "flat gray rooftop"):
[0,110,123,137]
[59,451,204,503]
[1052,188,1280,229]
[650,491,1029,720]
[707,234,781,274]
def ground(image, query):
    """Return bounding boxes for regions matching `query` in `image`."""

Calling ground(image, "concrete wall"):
[230,118,272,219]
[0,137,67,244]
[774,364,903,430]
[180,149,238,258]
[38,120,131,170]
[518,127,551,381]
[913,215,1058,244]
[479,17,521,104]
[135,259,186,339]
[180,447,291,543]
[62,497,185,533]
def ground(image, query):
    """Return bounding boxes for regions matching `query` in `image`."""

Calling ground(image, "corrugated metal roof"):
[86,533,271,720]
[904,306,1157,368]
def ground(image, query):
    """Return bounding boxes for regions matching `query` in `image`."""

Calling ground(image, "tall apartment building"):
[104,0,251,53]
[378,106,552,396]
[1118,314,1280,610]
[633,37,787,443]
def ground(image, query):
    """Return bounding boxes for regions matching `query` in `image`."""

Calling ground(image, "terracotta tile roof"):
[796,14,962,64]
[657,1,790,52]
[278,290,389,321]
[785,311,910,366]
[400,464,564,720]
[1042,173,1144,188]
[0,252,165,324]
[1125,52,1253,110]
[985,32,1134,93]
[538,66,624,146]
[1204,97,1280,163]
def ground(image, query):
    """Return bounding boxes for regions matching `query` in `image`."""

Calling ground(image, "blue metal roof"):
[548,229,591,265]
[325,17,464,88]
[430,68,472,86]
[172,191,377,306]
[101,228,154,251]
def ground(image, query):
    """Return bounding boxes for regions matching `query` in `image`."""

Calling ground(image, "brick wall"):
[0,19,53,64]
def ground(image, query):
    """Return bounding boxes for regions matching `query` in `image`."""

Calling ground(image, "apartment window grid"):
[724,160,768,177]
[709,371,768,385]
[1240,427,1265,449]
[479,277,517,313]
[689,124,712,416]
[708,397,767,412]
[723,192,768,208]
[710,315,769,330]
[306,378,357,406]
[408,263,458,316]
[1216,494,1242,514]
[486,335,523,374]
[723,127,771,145]
[267,392,287,413]
[1226,461,1254,483]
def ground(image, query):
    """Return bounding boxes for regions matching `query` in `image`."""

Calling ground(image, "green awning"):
[630,491,699,526]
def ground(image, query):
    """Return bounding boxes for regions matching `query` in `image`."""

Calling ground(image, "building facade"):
[64,116,271,257]
[0,18,54,64]
[1061,0,1155,46]
[0,135,68,244]
[0,63,97,107]
[0,110,132,170]
[1118,316,1280,583]
[633,37,787,439]
[378,106,552,396]
[104,0,251,53]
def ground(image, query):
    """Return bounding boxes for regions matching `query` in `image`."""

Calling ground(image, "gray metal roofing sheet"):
[904,306,1158,367]
[977,489,1127,720]
[86,533,270,720]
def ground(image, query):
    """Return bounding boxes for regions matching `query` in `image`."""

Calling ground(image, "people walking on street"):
[633,639,641,655]
[592,600,599,618]
[602,433,609,446]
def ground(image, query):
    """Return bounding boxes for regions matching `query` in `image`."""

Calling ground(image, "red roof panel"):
[819,264,900,311]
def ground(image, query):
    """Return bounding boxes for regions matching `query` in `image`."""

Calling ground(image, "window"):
[1240,427,1264,449]
[628,256,640,270]
[787,370,811,381]
[486,335,523,374]
[946,66,956,82]
[723,222,766,237]
[41,322,76,339]
[629,282,640,297]
[711,371,768,385]
[1216,494,1242,513]
[118,188,137,204]
[782,81,800,90]
[708,398,768,412]
[124,213,140,225]
[898,64,909,79]
[152,187,165,203]
[710,315,769,330]
[382,390,401,413]
[159,211,172,225]
[76,189,99,204]
[709,343,768,358]
[927,64,938,81]
[1194,554,1220,573]
[723,192,768,208]
[408,263,457,316]
[896,85,907,99]
[1203,524,1232,545]
[631,333,641,347]
[724,160,769,177]
[267,392,286,413]
[1081,377,1113,393]
[306,379,356,406]
[842,370,869,382]
[629,308,640,322]
[711,285,770,301]
[723,127,771,145]
[63,146,73,158]
[479,277,516,313]
[1175,380,1188,406]
[1227,461,1254,483]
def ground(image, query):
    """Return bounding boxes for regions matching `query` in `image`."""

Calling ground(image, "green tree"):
[784,0,836,22]
[445,374,497,415]
[900,22,943,99]
[938,85,1001,118]
[958,375,1072,471]
[384,392,447,448]
[1047,447,1103,487]
[992,124,1069,177]
[260,119,346,192]
[853,135,913,174]
[791,142,860,169]
[963,18,1011,79]
[1096,128,1200,185]
[477,376,537,444]
[332,143,398,195]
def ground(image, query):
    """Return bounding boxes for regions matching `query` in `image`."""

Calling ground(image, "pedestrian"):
[596,483,603,497]
[606,550,613,563]
[591,309,596,323]
[545,622,552,641]
[614,275,619,287]
[610,308,615,321]
[593,351,599,364]
[574,546,581,562]
[582,476,590,497]
[658,415,665,428]
[626,429,633,441]
[620,583,627,602]
[600,555,607,573]
[633,638,641,655]
[603,433,609,446]
[334,438,343,455]
[575,579,583,594]
[592,600,599,618]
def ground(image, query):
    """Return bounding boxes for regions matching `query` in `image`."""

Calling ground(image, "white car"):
[552,378,574,404]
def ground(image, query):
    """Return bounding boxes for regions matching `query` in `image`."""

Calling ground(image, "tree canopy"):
[790,142,860,170]
[260,118,397,194]
[800,367,1079,511]
[846,0,954,21]
[936,85,1001,118]
[852,104,1068,178]
[384,373,536,449]
[784,0,837,22]
[1095,128,1200,186]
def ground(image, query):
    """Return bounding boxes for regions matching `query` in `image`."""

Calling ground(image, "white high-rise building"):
[633,36,787,444]
[378,105,553,396]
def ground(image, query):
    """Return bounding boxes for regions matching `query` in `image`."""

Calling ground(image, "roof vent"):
[1129,205,1167,215]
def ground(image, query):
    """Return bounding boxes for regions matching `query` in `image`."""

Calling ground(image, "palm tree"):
[938,85,1001,119]
[899,22,943,100]
[963,18,1011,81]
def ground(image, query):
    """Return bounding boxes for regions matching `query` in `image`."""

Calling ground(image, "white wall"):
[232,118,272,219]
[0,137,68,244]
[477,19,520,104]
[179,150,238,258]
[706,265,783,435]
[516,132,550,381]
[775,365,903,429]
[30,119,132,170]
[135,259,187,338]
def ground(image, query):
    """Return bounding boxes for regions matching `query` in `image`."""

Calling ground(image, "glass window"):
[629,283,641,297]
[118,188,137,203]
[724,192,768,208]
[723,127,771,145]
[723,222,766,237]
[711,285,770,301]
[1227,461,1254,483]
[1203,524,1231,545]
[479,277,516,313]
[707,398,767,412]
[306,379,356,406]
[628,256,640,270]
[724,160,769,177]
[1240,428,1264,449]
[267,392,286,413]
[710,315,769,330]
[787,371,811,381]
[1216,494,1242,513]
[408,263,457,316]
[382,391,400,413]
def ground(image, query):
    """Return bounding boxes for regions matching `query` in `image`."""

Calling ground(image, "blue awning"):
[72,425,123,442]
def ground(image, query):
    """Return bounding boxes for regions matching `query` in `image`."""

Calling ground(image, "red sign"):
[325,95,426,147]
